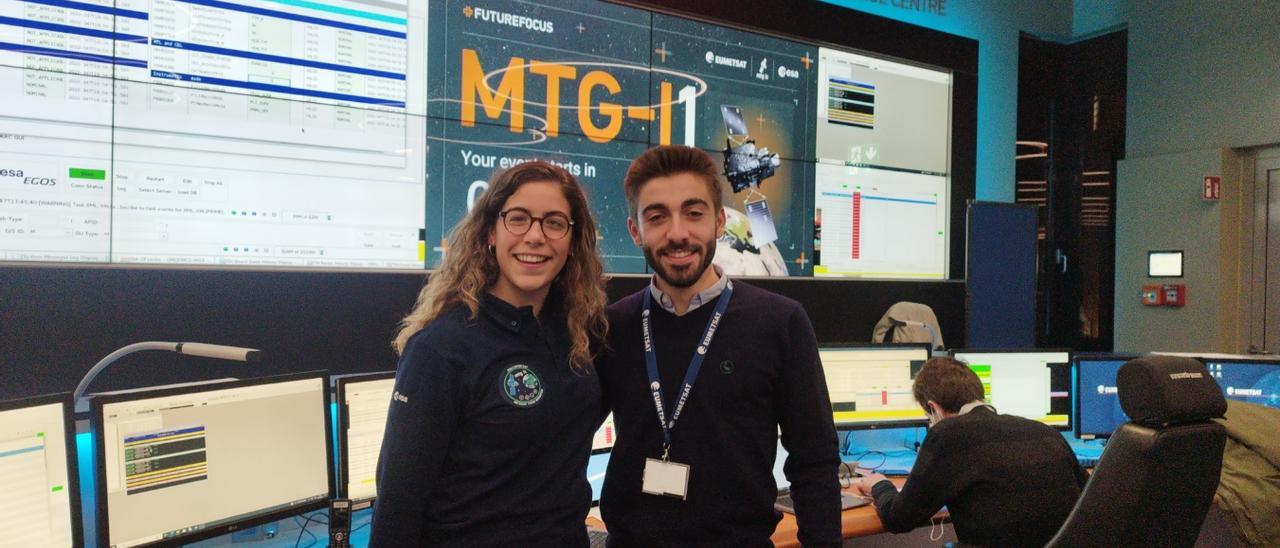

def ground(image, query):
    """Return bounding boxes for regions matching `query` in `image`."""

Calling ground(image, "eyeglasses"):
[499,208,574,240]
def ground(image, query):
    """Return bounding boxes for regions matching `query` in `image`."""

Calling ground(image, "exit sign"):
[1203,176,1221,200]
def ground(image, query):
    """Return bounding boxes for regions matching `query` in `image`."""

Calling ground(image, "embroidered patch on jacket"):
[502,364,544,407]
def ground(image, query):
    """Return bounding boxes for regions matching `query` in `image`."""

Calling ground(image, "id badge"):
[744,197,779,245]
[642,458,690,500]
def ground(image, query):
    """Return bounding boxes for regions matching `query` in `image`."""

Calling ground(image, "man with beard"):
[597,145,842,547]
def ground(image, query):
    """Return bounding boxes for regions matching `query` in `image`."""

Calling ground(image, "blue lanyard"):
[641,279,734,459]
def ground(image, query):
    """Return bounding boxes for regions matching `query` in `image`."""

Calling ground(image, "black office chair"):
[1046,355,1227,548]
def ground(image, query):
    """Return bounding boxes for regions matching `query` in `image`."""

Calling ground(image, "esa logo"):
[2,169,55,186]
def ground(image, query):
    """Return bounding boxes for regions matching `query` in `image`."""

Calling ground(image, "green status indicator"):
[69,168,106,180]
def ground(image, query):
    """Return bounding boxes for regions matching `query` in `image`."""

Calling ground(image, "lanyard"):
[641,280,733,460]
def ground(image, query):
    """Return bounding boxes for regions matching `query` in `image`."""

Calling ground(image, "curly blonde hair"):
[393,161,608,373]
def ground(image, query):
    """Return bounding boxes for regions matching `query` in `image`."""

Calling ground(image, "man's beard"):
[643,236,718,288]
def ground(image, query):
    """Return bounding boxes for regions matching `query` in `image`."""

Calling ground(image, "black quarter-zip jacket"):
[370,291,602,547]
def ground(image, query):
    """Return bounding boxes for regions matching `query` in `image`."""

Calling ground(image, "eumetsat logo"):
[704,50,747,69]
[464,5,554,34]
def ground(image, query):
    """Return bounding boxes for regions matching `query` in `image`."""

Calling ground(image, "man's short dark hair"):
[622,145,723,219]
[912,357,985,413]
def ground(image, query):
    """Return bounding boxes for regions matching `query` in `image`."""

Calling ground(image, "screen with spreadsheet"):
[0,394,80,548]
[592,412,615,454]
[951,350,1072,428]
[819,344,931,429]
[1,0,427,268]
[93,374,332,547]
[336,372,394,503]
[812,47,952,279]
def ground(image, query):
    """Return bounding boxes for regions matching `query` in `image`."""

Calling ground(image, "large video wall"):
[0,0,955,279]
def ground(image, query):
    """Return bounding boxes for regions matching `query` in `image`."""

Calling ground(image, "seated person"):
[854,357,1088,546]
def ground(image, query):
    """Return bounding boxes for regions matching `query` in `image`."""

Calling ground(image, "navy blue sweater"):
[598,281,842,547]
[870,407,1088,546]
[369,292,601,547]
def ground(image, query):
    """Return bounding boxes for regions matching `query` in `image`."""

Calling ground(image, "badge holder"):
[642,446,690,500]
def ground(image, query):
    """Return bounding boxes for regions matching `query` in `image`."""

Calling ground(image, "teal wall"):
[1071,0,1127,37]
[821,0,1073,202]
[823,0,1280,352]
[1114,0,1280,351]
[1124,1,1280,157]
[1115,149,1223,352]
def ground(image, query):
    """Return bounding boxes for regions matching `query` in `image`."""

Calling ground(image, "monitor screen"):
[93,375,332,547]
[1148,251,1183,277]
[1075,356,1133,439]
[1203,359,1280,409]
[2,0,975,280]
[951,350,1072,428]
[336,373,395,504]
[0,394,81,547]
[819,344,932,429]
[592,413,616,454]
[812,47,952,279]
[1077,356,1279,439]
[1,0,427,268]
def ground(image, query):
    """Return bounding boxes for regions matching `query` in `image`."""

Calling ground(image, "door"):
[1264,155,1280,353]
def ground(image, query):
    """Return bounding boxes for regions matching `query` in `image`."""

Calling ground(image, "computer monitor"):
[1074,354,1141,439]
[335,372,395,506]
[951,349,1072,429]
[819,343,932,429]
[0,393,82,547]
[1201,359,1280,409]
[587,414,615,507]
[592,413,616,454]
[92,373,333,547]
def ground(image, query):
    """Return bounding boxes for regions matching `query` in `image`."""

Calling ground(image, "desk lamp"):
[73,342,261,409]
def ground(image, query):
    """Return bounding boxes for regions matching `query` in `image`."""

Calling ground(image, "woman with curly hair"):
[371,160,608,547]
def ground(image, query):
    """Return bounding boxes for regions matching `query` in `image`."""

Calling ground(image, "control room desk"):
[769,477,948,547]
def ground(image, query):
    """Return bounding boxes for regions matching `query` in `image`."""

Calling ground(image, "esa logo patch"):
[502,364,544,407]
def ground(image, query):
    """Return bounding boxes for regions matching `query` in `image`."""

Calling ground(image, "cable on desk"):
[929,515,946,541]
[844,450,887,473]
[293,510,327,548]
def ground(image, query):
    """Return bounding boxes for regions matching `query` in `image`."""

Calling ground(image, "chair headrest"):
[1117,355,1226,426]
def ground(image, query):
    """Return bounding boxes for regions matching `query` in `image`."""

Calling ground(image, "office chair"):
[871,301,945,349]
[1045,355,1227,548]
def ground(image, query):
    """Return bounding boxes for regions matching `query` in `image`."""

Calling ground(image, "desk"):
[769,477,948,548]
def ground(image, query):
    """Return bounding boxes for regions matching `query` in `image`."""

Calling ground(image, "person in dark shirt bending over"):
[370,161,608,547]
[598,145,842,547]
[854,357,1088,546]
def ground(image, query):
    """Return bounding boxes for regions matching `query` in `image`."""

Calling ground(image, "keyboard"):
[775,492,870,514]
[1077,456,1099,467]
[587,527,609,548]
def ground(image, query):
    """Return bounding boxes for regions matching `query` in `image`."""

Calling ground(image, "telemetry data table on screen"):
[813,163,947,279]
[0,0,427,268]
